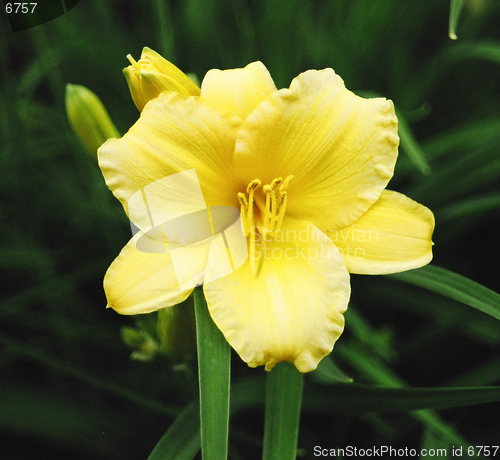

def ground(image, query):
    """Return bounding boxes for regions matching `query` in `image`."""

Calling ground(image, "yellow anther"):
[247,180,260,228]
[237,192,248,209]
[238,192,250,236]
[246,179,261,194]
[270,177,282,191]
[279,192,287,206]
[239,180,262,237]
[259,176,293,237]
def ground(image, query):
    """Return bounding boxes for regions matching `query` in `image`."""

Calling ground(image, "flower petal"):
[201,61,277,121]
[204,218,350,373]
[98,91,243,217]
[140,47,200,96]
[104,237,192,315]
[140,70,192,102]
[332,190,435,274]
[234,68,399,231]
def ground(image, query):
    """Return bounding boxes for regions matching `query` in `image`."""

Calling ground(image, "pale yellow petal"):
[98,92,243,218]
[201,61,277,120]
[234,68,399,231]
[331,190,435,274]
[140,70,192,103]
[204,218,350,373]
[123,66,147,111]
[141,47,200,96]
[104,237,192,315]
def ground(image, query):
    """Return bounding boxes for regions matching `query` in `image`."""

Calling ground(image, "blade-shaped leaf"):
[147,401,200,460]
[389,265,500,321]
[303,383,500,415]
[396,108,431,175]
[449,0,466,40]
[194,287,231,460]
[263,362,304,460]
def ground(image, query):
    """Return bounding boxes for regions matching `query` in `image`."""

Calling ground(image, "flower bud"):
[120,325,158,362]
[123,47,200,111]
[157,297,196,364]
[65,84,120,158]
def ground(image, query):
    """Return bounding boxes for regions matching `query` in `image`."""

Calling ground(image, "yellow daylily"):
[123,47,200,111]
[99,55,434,373]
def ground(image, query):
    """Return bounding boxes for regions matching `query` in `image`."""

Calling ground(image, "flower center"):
[238,176,294,275]
[238,175,293,238]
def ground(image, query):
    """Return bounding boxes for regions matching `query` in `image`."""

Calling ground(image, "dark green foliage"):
[2,0,500,458]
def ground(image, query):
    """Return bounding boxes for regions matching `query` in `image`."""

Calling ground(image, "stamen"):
[279,175,294,194]
[270,187,278,229]
[270,178,282,191]
[260,176,294,237]
[239,180,261,237]
[275,192,287,232]
[238,176,293,277]
[249,221,258,275]
[263,184,272,231]
[238,192,250,235]
[247,179,261,234]
[237,192,248,209]
[246,179,261,194]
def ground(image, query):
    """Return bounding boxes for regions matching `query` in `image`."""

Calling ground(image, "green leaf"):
[153,0,177,62]
[148,375,266,460]
[0,386,117,453]
[395,108,431,175]
[194,287,231,460]
[0,331,179,418]
[147,401,200,460]
[311,356,353,384]
[446,40,500,65]
[337,311,482,448]
[263,362,304,460]
[230,376,266,413]
[423,117,500,162]
[449,0,466,40]
[389,265,500,321]
[303,383,500,415]
[420,429,451,460]
[408,142,500,206]
[437,192,500,224]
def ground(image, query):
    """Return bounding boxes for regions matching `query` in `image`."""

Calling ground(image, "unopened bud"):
[120,326,158,362]
[65,84,120,158]
[123,47,200,111]
[157,297,196,364]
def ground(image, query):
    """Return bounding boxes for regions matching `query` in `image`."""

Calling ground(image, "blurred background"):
[1,0,500,458]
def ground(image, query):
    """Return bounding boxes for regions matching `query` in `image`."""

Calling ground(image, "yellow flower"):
[65,84,120,158]
[123,47,200,111]
[98,58,434,373]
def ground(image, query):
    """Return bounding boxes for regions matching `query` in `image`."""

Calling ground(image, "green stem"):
[263,362,304,460]
[194,287,231,460]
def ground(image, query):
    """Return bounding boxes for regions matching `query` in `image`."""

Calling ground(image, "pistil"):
[127,54,140,70]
